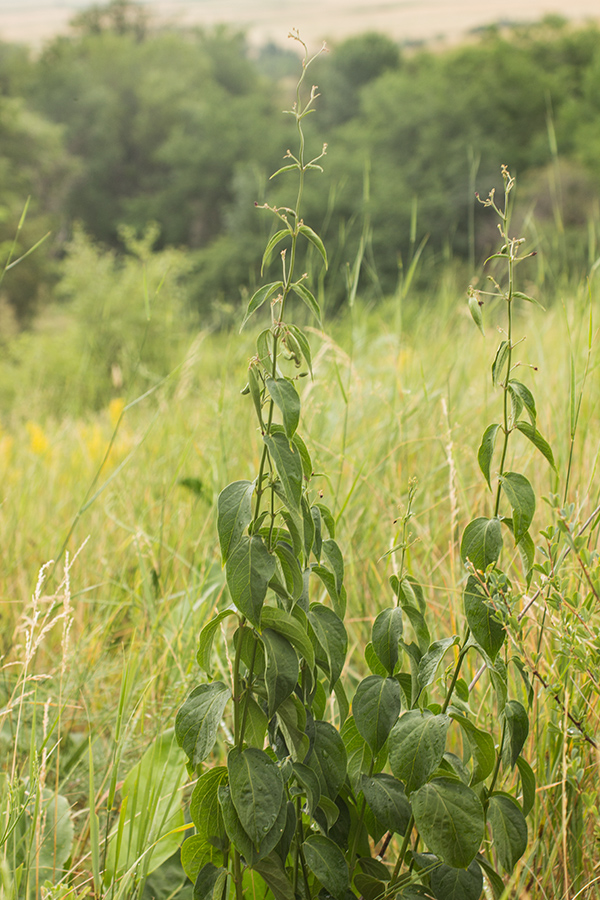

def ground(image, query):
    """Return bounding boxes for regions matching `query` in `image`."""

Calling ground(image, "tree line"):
[1,0,600,325]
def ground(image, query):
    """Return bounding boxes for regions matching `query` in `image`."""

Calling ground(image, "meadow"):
[3,7,600,900]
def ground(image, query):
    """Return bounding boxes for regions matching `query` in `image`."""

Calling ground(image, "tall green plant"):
[175,47,537,900]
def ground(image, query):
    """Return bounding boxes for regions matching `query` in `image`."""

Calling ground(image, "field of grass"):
[2,237,600,898]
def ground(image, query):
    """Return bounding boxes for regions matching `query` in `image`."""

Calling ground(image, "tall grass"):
[1,246,600,896]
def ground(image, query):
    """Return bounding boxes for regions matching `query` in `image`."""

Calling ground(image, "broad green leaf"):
[241,694,268,748]
[515,421,556,470]
[197,610,237,672]
[508,380,536,426]
[315,502,336,538]
[412,778,484,868]
[401,604,430,654]
[287,324,313,377]
[176,683,231,767]
[468,293,484,335]
[499,472,535,543]
[491,341,510,386]
[460,517,503,571]
[342,716,374,793]
[261,605,314,667]
[516,529,535,583]
[292,431,313,481]
[218,784,286,865]
[276,694,309,761]
[516,756,536,817]
[265,377,300,440]
[291,762,321,815]
[298,224,328,269]
[312,506,323,561]
[448,713,495,785]
[253,852,295,900]
[257,329,273,367]
[240,282,282,331]
[228,747,285,848]
[501,700,529,769]
[291,280,322,324]
[306,720,347,799]
[181,840,219,884]
[190,766,227,839]
[333,677,350,727]
[262,628,299,717]
[261,228,292,273]
[372,606,403,675]
[365,641,388,677]
[264,431,303,510]
[353,675,401,754]
[193,863,227,900]
[302,495,316,561]
[430,859,483,900]
[487,794,528,873]
[463,575,505,660]
[322,539,344,594]
[312,565,345,618]
[388,710,450,793]
[226,536,275,627]
[273,542,304,602]
[309,604,348,688]
[475,854,506,899]
[418,637,459,689]
[303,835,349,900]
[217,481,254,565]
[33,790,74,885]
[362,773,411,836]
[316,794,340,830]
[234,626,265,676]
[477,424,500,491]
[353,873,387,900]
[107,731,186,880]
[249,361,264,425]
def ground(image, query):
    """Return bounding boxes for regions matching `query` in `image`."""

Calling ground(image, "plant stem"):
[390,815,415,885]
[441,629,471,714]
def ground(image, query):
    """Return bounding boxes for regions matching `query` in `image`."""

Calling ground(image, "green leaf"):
[240,282,282,331]
[312,507,323,562]
[241,694,268,748]
[468,293,484,335]
[197,610,238,673]
[516,756,536,817]
[292,431,313,481]
[228,747,285,848]
[516,529,535,583]
[303,834,349,900]
[487,794,528,873]
[176,683,231,767]
[460,517,503,571]
[342,716,374,793]
[190,766,228,839]
[270,162,299,179]
[372,607,403,675]
[276,696,309,762]
[477,424,500,491]
[306,720,347,800]
[475,854,505,899]
[515,421,556,470]
[192,863,227,900]
[226,536,275,628]
[412,778,484,868]
[492,341,510,386]
[302,495,316,561]
[499,472,535,543]
[513,290,545,309]
[315,502,336,538]
[273,542,304,603]
[290,280,322,324]
[262,628,299,718]
[287,324,313,377]
[430,859,483,900]
[291,762,321,816]
[218,784,286,864]
[388,710,450,793]
[463,575,505,660]
[353,675,401,754]
[253,852,295,900]
[262,228,292,274]
[265,377,300,441]
[501,700,529,769]
[264,431,303,510]
[248,365,264,428]
[448,713,495,785]
[322,539,344,594]
[309,604,348,688]
[298,224,328,269]
[257,329,273,367]
[361,773,411,836]
[333,677,350,727]
[312,565,345,618]
[217,481,254,565]
[261,605,314,667]
[508,380,536,426]
[418,637,459,689]
[181,836,215,884]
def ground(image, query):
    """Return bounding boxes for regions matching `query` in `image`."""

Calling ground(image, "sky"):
[1,0,599,49]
